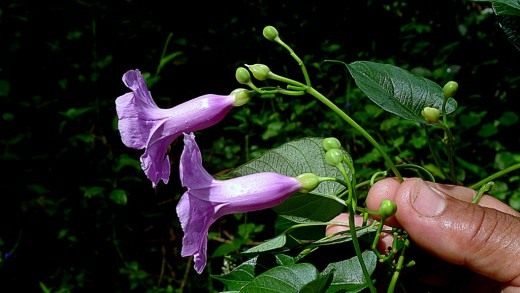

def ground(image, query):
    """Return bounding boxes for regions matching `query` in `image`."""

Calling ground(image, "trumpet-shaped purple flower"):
[176,133,303,273]
[115,69,248,186]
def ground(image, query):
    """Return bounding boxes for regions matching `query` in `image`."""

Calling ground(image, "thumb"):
[368,178,520,288]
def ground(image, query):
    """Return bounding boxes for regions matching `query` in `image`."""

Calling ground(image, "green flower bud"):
[235,67,251,84]
[378,199,397,218]
[246,64,271,81]
[322,137,342,151]
[421,107,441,124]
[325,149,344,166]
[263,26,279,41]
[443,81,458,98]
[230,88,250,106]
[296,173,320,193]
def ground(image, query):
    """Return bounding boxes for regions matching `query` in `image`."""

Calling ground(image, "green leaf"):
[158,51,183,73]
[60,107,92,120]
[275,254,295,266]
[459,111,487,129]
[498,111,519,126]
[478,122,498,137]
[346,61,457,123]
[243,234,287,254]
[114,154,141,172]
[492,0,520,17]
[213,239,244,257]
[110,189,128,205]
[233,138,347,221]
[240,263,318,293]
[213,258,258,290]
[310,226,378,247]
[494,152,520,169]
[300,271,334,293]
[0,80,10,96]
[81,186,105,198]
[509,191,520,210]
[323,251,377,293]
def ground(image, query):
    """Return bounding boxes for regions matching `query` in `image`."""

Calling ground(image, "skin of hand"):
[327,178,520,292]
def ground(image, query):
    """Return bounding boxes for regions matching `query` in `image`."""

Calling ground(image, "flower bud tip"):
[421,107,441,124]
[296,173,320,193]
[263,26,279,41]
[245,64,271,81]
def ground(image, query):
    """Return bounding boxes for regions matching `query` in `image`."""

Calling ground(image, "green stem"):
[348,205,376,293]
[472,182,494,204]
[268,72,306,87]
[469,163,520,189]
[307,87,402,181]
[274,38,312,86]
[439,122,457,183]
[342,163,376,292]
[387,239,409,293]
[371,219,386,252]
[424,125,449,180]
[396,164,435,182]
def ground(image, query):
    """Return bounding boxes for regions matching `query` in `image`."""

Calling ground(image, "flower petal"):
[122,69,158,108]
[180,133,213,188]
[176,191,224,274]
[116,70,168,149]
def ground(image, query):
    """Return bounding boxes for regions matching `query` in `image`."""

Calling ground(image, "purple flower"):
[176,133,303,273]
[115,69,248,186]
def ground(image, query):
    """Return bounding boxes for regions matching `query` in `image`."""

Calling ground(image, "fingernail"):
[411,180,446,217]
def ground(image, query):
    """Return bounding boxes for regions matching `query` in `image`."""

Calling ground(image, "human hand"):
[327,178,520,292]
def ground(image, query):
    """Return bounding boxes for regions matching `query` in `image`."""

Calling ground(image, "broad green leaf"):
[493,0,520,17]
[233,137,347,221]
[346,61,457,123]
[275,254,295,266]
[492,0,520,49]
[323,251,377,293]
[240,263,318,293]
[213,238,243,257]
[243,234,287,254]
[273,193,344,222]
[213,258,258,290]
[300,271,334,293]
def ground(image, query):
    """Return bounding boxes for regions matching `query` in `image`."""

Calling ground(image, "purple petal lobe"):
[176,133,302,273]
[180,133,213,188]
[115,69,237,186]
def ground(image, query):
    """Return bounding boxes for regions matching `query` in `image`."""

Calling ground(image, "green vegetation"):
[1,0,518,291]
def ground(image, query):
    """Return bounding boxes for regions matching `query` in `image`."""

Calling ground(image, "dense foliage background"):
[1,0,519,291]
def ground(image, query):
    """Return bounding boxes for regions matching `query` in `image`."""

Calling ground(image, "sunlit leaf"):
[239,263,318,293]
[323,251,377,293]
[346,61,457,123]
[233,138,348,221]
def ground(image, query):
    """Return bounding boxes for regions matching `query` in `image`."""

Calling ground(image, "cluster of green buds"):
[322,137,349,167]
[420,80,459,124]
